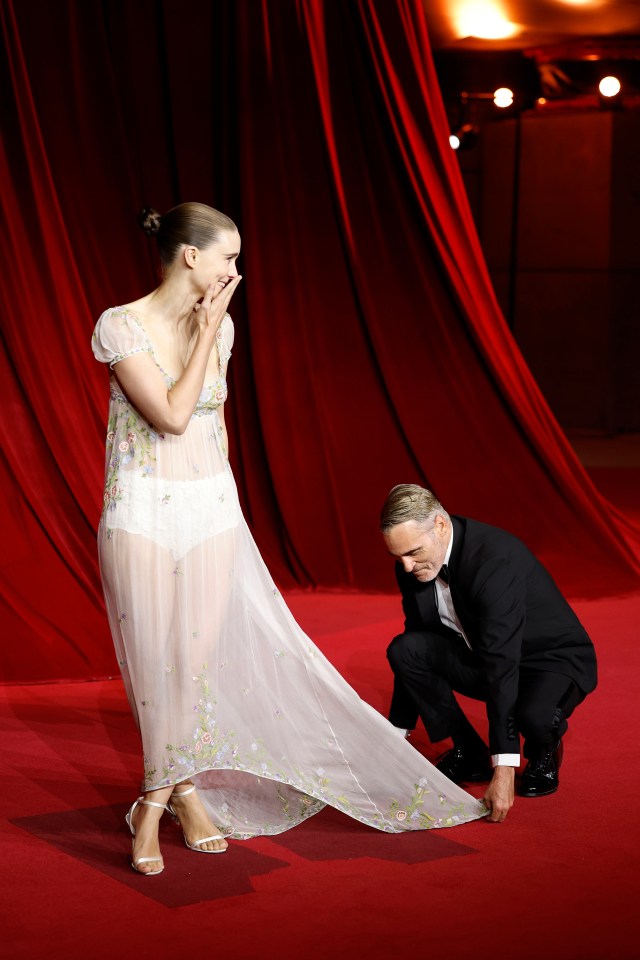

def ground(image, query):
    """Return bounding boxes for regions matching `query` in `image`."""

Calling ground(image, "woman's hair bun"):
[137,206,162,237]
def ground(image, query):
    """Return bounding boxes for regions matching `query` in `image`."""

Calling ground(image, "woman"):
[92,202,486,876]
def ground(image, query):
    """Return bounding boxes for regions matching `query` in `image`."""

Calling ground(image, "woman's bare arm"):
[113,277,241,435]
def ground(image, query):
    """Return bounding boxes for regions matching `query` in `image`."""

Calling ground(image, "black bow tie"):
[437,564,450,585]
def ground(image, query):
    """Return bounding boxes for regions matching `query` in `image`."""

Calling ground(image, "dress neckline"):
[115,305,224,387]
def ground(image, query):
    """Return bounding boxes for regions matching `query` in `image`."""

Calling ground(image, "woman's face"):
[191,230,241,297]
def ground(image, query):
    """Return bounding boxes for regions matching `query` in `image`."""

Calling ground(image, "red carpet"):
[2,585,640,960]
[3,450,639,958]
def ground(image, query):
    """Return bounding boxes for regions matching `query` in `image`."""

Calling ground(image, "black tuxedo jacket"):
[396,516,598,754]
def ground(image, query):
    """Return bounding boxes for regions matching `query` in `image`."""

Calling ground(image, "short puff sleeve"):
[217,313,235,372]
[92,308,153,368]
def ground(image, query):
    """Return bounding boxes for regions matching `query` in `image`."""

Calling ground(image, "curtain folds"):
[1,0,638,682]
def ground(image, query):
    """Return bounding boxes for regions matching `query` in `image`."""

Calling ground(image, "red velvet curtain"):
[1,0,638,683]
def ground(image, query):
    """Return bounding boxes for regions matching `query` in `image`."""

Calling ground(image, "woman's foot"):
[169,782,228,854]
[126,796,167,875]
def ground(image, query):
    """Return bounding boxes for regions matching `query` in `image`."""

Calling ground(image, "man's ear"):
[433,514,449,539]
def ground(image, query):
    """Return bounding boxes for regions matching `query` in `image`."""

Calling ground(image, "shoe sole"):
[517,783,559,798]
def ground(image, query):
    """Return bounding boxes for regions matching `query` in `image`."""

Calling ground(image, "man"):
[380,484,597,823]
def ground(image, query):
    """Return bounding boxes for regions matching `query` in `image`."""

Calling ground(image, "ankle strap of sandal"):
[171,784,196,799]
[139,798,170,810]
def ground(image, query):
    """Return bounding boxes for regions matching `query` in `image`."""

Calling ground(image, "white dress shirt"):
[435,528,520,769]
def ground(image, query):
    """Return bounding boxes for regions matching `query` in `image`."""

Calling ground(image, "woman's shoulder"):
[96,303,143,323]
[118,294,150,315]
[92,304,152,366]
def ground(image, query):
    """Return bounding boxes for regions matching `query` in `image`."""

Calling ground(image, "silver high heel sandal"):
[167,784,228,854]
[125,796,168,876]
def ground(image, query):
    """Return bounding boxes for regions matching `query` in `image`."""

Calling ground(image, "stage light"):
[449,123,479,151]
[453,2,518,40]
[599,76,621,98]
[494,87,514,108]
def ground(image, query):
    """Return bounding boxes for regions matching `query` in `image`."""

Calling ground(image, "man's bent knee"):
[387,633,411,671]
[386,631,435,671]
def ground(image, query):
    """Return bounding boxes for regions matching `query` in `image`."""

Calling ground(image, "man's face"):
[383,517,451,583]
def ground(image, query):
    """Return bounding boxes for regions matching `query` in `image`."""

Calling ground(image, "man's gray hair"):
[379,484,450,533]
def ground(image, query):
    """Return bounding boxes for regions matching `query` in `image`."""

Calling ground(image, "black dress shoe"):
[436,745,493,784]
[518,739,564,797]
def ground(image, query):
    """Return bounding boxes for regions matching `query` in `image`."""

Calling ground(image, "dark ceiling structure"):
[426,1,640,117]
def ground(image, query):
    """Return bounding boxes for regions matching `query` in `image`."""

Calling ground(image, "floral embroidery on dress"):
[97,307,233,517]
[140,670,478,834]
[193,376,229,417]
[102,408,163,517]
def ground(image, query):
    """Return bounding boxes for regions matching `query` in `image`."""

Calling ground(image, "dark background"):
[429,6,640,436]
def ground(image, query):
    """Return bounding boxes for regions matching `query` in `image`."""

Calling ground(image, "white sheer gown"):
[92,307,487,838]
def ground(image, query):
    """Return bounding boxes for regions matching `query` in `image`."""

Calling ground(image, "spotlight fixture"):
[598,75,621,98]
[449,123,479,150]
[493,87,514,108]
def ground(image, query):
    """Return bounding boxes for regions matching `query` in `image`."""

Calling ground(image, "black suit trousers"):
[387,630,584,756]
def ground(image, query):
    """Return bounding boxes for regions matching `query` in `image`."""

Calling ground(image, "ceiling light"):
[453,2,518,40]
[598,75,621,98]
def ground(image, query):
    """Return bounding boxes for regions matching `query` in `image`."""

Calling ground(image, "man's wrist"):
[491,765,515,779]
